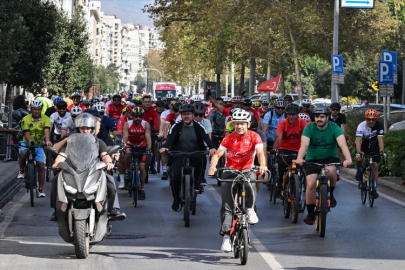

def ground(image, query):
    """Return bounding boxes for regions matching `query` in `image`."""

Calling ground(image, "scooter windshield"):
[66,133,99,172]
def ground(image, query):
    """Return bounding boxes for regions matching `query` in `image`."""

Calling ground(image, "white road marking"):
[205,185,285,270]
[0,192,29,239]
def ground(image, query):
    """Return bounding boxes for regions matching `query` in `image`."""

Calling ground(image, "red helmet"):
[365,109,378,119]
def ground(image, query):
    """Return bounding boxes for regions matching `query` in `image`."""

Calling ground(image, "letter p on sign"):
[378,61,393,84]
[331,55,343,74]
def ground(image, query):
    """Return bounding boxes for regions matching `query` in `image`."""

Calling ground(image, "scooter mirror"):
[107,145,120,155]
[45,146,59,156]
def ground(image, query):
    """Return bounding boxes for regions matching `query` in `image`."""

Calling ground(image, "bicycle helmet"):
[82,100,90,107]
[285,103,300,114]
[92,98,100,104]
[254,101,261,107]
[301,99,311,106]
[70,106,83,117]
[179,104,194,113]
[56,101,67,109]
[365,109,378,119]
[179,96,186,101]
[71,92,81,98]
[93,102,106,113]
[313,105,330,115]
[192,96,202,102]
[221,96,228,102]
[250,117,258,130]
[185,99,191,104]
[31,99,43,108]
[41,88,48,94]
[298,113,310,122]
[284,94,294,101]
[75,113,97,134]
[156,100,165,107]
[330,102,341,110]
[122,105,133,115]
[53,97,63,104]
[166,93,174,99]
[193,102,205,114]
[230,108,243,116]
[132,107,145,116]
[273,98,286,108]
[231,109,251,123]
[261,100,270,105]
[172,102,181,113]
[231,96,243,103]
[243,98,253,106]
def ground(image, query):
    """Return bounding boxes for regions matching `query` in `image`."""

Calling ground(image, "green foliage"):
[92,64,120,94]
[132,74,146,94]
[381,130,405,179]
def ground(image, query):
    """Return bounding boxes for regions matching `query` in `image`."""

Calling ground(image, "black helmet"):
[56,101,67,109]
[261,100,270,105]
[84,108,100,118]
[313,105,330,115]
[193,102,205,114]
[243,98,252,106]
[179,104,194,113]
[172,102,182,113]
[156,100,165,107]
[131,107,145,116]
[285,103,300,114]
[330,102,341,109]
[249,117,258,130]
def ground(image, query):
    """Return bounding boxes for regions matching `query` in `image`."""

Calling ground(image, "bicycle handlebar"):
[167,150,208,156]
[304,162,343,168]
[213,166,270,183]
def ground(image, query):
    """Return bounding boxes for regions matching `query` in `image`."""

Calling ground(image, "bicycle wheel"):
[291,174,300,223]
[368,167,375,207]
[27,163,35,207]
[45,153,52,182]
[272,167,279,205]
[184,175,191,227]
[318,184,328,237]
[268,167,274,201]
[361,170,367,204]
[156,143,161,173]
[192,189,197,215]
[239,228,249,265]
[233,233,239,258]
[299,173,306,213]
[283,182,291,218]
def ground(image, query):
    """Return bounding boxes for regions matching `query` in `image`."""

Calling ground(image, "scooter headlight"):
[84,181,100,194]
[63,181,78,194]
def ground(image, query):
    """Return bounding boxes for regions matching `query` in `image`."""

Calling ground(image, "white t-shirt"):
[61,118,75,135]
[50,112,71,134]
[161,110,171,121]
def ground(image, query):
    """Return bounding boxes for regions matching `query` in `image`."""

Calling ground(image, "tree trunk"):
[279,72,285,97]
[249,57,256,97]
[5,84,13,104]
[239,59,246,96]
[290,30,303,100]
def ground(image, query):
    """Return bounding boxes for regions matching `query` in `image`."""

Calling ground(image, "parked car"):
[343,104,405,118]
[249,93,280,102]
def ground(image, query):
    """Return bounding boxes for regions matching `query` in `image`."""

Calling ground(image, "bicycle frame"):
[180,155,194,203]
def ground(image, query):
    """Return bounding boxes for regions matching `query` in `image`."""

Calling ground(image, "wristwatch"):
[209,163,216,167]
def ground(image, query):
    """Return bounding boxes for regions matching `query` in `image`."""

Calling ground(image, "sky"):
[99,0,154,27]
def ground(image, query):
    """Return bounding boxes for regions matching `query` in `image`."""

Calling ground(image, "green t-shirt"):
[302,121,343,160]
[36,96,53,115]
[21,113,51,145]
[226,121,234,133]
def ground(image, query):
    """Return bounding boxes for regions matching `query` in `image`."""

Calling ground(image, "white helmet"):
[231,109,251,123]
[298,113,310,122]
[231,96,243,103]
[41,88,48,94]
[92,102,106,113]
[179,96,186,101]
[192,96,202,102]
[221,96,228,102]
[31,99,43,108]
[70,106,83,116]
[71,92,81,98]
[274,98,286,108]
[301,99,311,105]
[166,93,174,99]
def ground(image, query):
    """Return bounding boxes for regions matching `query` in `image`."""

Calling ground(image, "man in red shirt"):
[208,109,267,253]
[257,100,269,119]
[142,95,160,174]
[106,94,126,124]
[271,103,307,188]
[67,92,86,111]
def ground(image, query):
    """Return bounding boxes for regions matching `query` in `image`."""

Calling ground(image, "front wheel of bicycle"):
[27,163,35,207]
[291,174,300,224]
[361,171,367,204]
[368,167,375,207]
[239,228,249,265]
[184,175,191,227]
[318,184,328,237]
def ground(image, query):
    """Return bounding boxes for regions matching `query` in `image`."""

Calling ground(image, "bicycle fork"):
[315,168,331,212]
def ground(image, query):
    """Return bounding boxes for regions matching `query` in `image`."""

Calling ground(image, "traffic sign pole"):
[331,0,340,103]
[403,60,405,105]
[383,96,387,133]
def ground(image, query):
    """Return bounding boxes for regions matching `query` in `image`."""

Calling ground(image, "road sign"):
[382,50,397,72]
[378,61,394,85]
[371,81,379,91]
[379,84,394,97]
[342,0,374,8]
[331,55,344,74]
[332,73,344,84]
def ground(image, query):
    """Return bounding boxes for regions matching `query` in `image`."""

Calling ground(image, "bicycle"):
[279,153,305,224]
[212,133,225,186]
[168,150,208,227]
[45,151,53,182]
[359,153,380,207]
[155,137,163,173]
[267,153,279,204]
[215,166,269,265]
[304,162,342,237]
[21,142,42,207]
[126,142,148,207]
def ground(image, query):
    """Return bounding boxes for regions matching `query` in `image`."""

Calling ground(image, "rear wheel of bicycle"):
[291,174,300,223]
[27,164,35,207]
[361,171,367,204]
[283,183,291,218]
[239,228,249,265]
[184,175,191,227]
[368,167,375,207]
[192,189,197,215]
[319,184,327,237]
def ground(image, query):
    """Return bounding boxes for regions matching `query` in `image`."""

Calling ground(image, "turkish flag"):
[257,75,281,93]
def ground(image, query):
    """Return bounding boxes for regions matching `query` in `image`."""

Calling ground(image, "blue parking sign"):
[331,55,344,74]
[378,61,394,85]
[382,50,397,73]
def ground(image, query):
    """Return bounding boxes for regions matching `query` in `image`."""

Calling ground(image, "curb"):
[0,162,22,207]
[340,167,405,194]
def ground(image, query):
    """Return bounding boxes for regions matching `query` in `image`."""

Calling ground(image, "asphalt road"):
[1,170,405,270]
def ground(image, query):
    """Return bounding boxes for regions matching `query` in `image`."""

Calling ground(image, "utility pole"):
[402,60,405,105]
[331,0,340,102]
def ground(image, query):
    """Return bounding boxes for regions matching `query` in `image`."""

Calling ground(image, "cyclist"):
[301,99,314,121]
[298,113,311,123]
[67,92,86,111]
[329,103,346,133]
[141,95,160,174]
[208,109,267,252]
[284,94,294,105]
[18,100,53,197]
[179,96,186,104]
[164,102,181,135]
[257,100,269,119]
[155,100,166,123]
[229,96,243,109]
[45,96,63,117]
[50,101,71,143]
[93,102,117,137]
[271,104,307,188]
[205,101,215,118]
[242,98,261,123]
[262,98,286,151]
[160,104,216,211]
[207,95,231,148]
[355,109,385,198]
[295,105,352,225]
[194,102,212,139]
[106,94,126,124]
[123,107,152,200]
[36,88,53,115]
[61,106,83,137]
[64,94,73,107]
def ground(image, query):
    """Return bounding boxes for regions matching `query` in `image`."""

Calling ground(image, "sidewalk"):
[0,161,21,206]
[340,167,405,194]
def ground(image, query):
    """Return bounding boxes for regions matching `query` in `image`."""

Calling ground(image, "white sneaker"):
[247,208,259,224]
[118,181,125,189]
[17,172,25,179]
[38,190,46,198]
[221,236,232,253]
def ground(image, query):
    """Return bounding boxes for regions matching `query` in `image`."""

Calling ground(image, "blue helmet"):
[53,97,63,104]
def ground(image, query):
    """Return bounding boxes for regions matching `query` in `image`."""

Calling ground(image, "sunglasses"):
[285,99,292,102]
[58,107,67,110]
[133,115,143,118]
[303,105,310,108]
[331,108,339,111]
[275,107,285,110]
[194,113,204,117]
[366,118,376,122]
[113,99,121,102]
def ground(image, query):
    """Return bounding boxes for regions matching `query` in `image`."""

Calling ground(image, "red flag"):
[257,75,281,93]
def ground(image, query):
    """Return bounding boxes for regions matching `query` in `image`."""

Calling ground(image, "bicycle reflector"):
[61,202,68,212]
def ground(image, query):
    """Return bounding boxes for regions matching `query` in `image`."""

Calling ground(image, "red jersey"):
[142,106,160,131]
[220,130,263,171]
[127,120,147,147]
[249,108,260,123]
[117,115,128,131]
[106,104,125,119]
[68,103,86,112]
[257,107,266,119]
[205,107,214,118]
[276,118,307,152]
[165,112,178,126]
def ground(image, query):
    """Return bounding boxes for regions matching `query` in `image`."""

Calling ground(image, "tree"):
[132,74,146,94]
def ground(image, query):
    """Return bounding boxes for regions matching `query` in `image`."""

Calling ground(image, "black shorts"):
[266,140,274,152]
[305,157,340,176]
[361,148,381,164]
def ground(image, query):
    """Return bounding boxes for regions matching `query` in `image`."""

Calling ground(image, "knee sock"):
[374,182,377,191]
[356,166,361,173]
[120,174,124,182]
[307,204,315,215]
[330,186,335,197]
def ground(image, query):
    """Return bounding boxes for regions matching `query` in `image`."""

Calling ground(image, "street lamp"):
[143,68,163,82]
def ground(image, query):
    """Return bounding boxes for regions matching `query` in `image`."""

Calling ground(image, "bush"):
[381,130,405,179]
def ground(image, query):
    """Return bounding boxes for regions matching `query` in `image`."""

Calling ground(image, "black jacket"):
[163,120,215,150]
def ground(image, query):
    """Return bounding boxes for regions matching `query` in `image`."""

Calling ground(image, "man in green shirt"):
[36,88,53,115]
[296,105,352,225]
[18,99,53,197]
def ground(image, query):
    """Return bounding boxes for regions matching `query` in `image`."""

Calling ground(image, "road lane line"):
[206,185,285,270]
[0,192,29,239]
